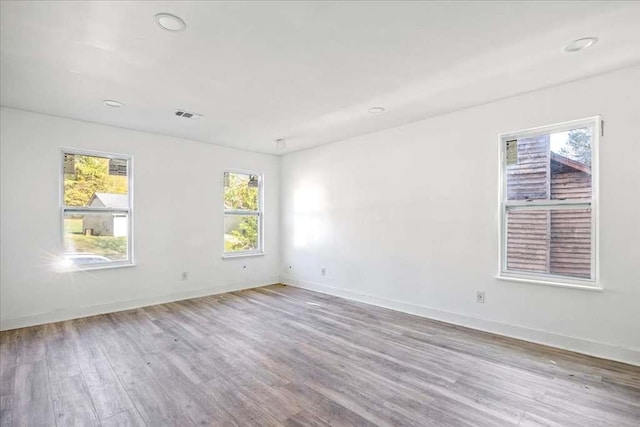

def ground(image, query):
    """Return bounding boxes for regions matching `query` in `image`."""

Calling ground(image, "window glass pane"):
[506,208,591,279]
[63,213,129,265]
[550,127,592,166]
[506,209,549,274]
[550,127,592,200]
[64,154,129,207]
[224,172,259,210]
[224,215,259,252]
[506,135,550,201]
[550,209,591,278]
[506,127,591,201]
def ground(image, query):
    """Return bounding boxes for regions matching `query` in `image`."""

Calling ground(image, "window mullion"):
[505,203,591,212]
[64,206,130,214]
[224,210,259,216]
[504,199,592,208]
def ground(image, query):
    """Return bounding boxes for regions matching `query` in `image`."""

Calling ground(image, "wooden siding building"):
[506,135,591,278]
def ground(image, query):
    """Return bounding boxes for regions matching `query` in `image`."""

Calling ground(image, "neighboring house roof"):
[87,192,128,208]
[550,152,591,175]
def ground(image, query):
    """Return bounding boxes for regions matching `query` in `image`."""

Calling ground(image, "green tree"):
[224,173,259,251]
[224,173,258,211]
[560,128,592,166]
[227,217,259,252]
[64,155,128,206]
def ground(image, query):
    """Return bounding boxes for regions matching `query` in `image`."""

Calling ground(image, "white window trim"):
[497,117,601,290]
[222,169,265,258]
[60,148,134,270]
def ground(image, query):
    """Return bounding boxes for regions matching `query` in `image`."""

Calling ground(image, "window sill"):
[62,262,136,272]
[222,252,266,259]
[496,274,602,292]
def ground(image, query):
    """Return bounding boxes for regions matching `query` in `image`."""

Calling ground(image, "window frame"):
[497,117,600,289]
[222,169,264,258]
[60,148,134,270]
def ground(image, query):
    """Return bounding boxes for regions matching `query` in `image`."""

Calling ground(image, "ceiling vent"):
[175,109,204,120]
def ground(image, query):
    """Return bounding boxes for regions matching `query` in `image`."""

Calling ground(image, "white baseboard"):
[281,277,640,367]
[0,277,279,331]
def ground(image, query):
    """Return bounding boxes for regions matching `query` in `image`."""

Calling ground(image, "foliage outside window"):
[224,171,263,255]
[500,118,599,286]
[62,150,133,269]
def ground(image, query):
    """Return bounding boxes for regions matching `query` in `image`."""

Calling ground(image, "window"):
[61,149,133,269]
[223,171,263,256]
[499,117,599,287]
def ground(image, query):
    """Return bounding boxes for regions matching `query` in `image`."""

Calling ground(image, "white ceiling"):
[2,1,639,155]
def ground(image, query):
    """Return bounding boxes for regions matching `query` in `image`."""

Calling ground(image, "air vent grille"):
[175,109,204,120]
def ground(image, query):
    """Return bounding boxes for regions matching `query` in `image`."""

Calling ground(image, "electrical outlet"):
[476,291,485,304]
[321,267,326,276]
[181,272,188,281]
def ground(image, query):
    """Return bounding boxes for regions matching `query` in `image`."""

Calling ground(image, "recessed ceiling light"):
[103,100,123,108]
[368,106,386,114]
[275,139,287,150]
[564,37,598,53]
[154,13,186,32]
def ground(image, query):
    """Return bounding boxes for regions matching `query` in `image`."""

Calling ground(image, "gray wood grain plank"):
[0,395,12,427]
[12,360,55,426]
[79,359,135,421]
[44,323,81,381]
[50,374,100,426]
[15,326,46,366]
[0,330,17,398]
[100,409,146,427]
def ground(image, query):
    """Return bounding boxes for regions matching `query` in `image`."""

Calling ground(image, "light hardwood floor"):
[1,284,639,426]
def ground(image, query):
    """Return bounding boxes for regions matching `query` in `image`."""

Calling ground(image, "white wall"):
[280,65,640,365]
[0,107,280,329]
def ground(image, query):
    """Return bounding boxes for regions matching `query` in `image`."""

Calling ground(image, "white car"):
[64,253,111,266]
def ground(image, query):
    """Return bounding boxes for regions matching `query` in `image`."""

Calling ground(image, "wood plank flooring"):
[1,284,639,426]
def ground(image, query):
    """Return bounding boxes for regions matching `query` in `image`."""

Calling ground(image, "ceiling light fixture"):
[103,100,123,108]
[564,37,598,53]
[275,139,287,150]
[368,106,386,114]
[154,13,187,32]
